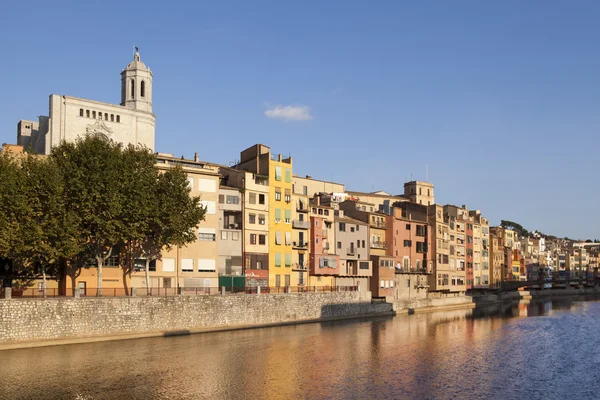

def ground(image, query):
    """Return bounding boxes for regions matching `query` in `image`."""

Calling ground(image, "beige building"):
[334,211,372,291]
[345,190,408,215]
[292,175,345,199]
[219,167,270,287]
[291,190,311,286]
[469,210,490,287]
[18,50,155,155]
[339,200,388,257]
[428,205,450,291]
[403,181,435,206]
[217,186,243,276]
[128,153,221,290]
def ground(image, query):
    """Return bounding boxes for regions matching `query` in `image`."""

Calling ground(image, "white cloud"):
[264,104,313,122]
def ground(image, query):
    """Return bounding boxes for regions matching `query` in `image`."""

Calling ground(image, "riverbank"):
[2,287,599,351]
[392,286,600,315]
[0,291,393,351]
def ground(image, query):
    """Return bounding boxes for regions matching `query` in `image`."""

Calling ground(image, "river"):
[2,296,600,400]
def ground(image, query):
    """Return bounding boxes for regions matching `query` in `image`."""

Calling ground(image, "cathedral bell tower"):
[121,48,153,113]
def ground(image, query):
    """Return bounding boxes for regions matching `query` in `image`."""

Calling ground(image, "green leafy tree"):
[0,150,27,270]
[51,136,128,295]
[17,154,79,294]
[132,166,206,292]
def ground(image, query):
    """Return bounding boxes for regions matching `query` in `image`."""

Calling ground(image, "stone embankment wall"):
[0,292,392,346]
[394,295,475,313]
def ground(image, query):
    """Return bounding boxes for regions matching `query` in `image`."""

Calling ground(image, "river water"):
[2,296,600,400]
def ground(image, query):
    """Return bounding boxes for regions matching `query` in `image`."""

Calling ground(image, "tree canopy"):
[500,220,529,238]
[0,135,206,295]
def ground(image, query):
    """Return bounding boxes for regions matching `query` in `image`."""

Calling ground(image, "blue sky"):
[1,1,600,239]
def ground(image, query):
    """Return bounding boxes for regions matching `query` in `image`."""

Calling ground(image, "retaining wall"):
[0,291,392,347]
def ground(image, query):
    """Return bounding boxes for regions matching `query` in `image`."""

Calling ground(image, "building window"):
[221,231,228,240]
[181,259,194,272]
[86,110,90,117]
[259,234,266,245]
[285,210,291,224]
[359,262,369,270]
[406,224,410,230]
[218,194,224,203]
[362,240,365,248]
[249,192,256,204]
[198,228,217,242]
[98,112,102,120]
[250,234,257,244]
[258,214,266,225]
[303,186,308,195]
[249,214,256,224]
[285,168,291,183]
[92,111,96,119]
[404,240,412,247]
[141,80,146,97]
[274,208,281,223]
[339,222,346,232]
[226,195,239,204]
[116,115,120,123]
[275,253,282,267]
[79,108,84,117]
[275,166,282,181]
[259,194,265,204]
[104,113,108,120]
[337,241,342,249]
[111,114,114,122]
[131,79,135,98]
[275,190,281,201]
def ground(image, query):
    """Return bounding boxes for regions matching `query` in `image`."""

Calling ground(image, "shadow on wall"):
[320,301,394,319]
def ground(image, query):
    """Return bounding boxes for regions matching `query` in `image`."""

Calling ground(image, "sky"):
[1,0,600,239]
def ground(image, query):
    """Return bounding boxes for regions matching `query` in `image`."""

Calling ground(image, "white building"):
[17,49,155,154]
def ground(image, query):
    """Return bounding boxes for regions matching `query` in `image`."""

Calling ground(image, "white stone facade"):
[17,51,155,154]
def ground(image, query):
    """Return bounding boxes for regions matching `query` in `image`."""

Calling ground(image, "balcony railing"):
[292,220,310,229]
[293,241,308,249]
[296,204,309,212]
[370,241,387,249]
[370,221,387,229]
[292,262,307,270]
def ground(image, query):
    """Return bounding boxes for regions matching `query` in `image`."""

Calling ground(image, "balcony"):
[347,247,356,255]
[292,262,307,270]
[292,220,310,229]
[370,241,387,250]
[293,241,308,249]
[370,221,387,230]
[296,203,309,213]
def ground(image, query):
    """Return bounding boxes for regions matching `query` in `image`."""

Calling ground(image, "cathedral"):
[17,49,156,154]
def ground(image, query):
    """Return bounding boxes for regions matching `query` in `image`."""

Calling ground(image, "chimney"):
[306,175,312,179]
[194,152,199,162]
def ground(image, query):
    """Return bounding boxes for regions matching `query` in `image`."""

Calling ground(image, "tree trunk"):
[96,248,113,296]
[97,257,103,297]
[145,258,151,295]
[42,266,47,298]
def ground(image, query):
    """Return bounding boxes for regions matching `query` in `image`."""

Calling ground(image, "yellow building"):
[234,144,294,287]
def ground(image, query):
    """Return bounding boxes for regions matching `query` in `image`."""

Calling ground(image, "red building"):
[385,202,433,274]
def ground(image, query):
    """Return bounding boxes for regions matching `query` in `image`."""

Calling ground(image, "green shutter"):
[275,253,282,266]
[285,209,291,220]
[285,253,291,266]
[275,208,281,219]
[285,168,291,183]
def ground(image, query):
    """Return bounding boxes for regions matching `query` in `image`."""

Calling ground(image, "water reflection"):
[3,297,600,399]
